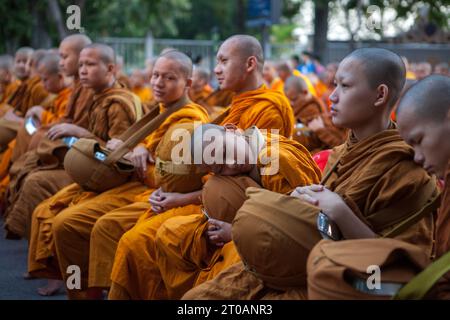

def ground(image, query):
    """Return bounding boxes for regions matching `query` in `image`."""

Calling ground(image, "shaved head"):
[284,75,308,92]
[222,35,264,72]
[16,47,34,58]
[398,75,450,123]
[155,50,193,78]
[61,34,92,54]
[31,49,48,67]
[345,48,406,108]
[83,43,116,65]
[38,53,61,75]
[0,55,13,72]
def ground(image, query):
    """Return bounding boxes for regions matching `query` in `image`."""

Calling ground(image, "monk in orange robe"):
[306,74,450,300]
[130,69,154,106]
[275,61,317,97]
[114,123,321,300]
[262,61,283,92]
[183,48,439,300]
[188,67,212,105]
[27,50,208,299]
[1,35,93,238]
[0,55,20,105]
[284,75,347,154]
[108,35,297,300]
[3,43,140,242]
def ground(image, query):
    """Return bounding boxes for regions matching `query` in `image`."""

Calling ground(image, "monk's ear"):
[185,77,192,89]
[374,84,389,107]
[107,63,116,74]
[246,56,257,73]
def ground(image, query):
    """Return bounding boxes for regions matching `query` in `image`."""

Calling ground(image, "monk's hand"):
[149,188,185,213]
[307,116,325,132]
[105,138,124,151]
[46,123,90,140]
[129,145,149,180]
[4,109,24,123]
[207,218,232,247]
[25,106,45,121]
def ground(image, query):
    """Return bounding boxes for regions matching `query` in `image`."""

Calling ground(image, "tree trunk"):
[236,0,246,33]
[47,0,67,40]
[30,2,52,49]
[313,0,329,62]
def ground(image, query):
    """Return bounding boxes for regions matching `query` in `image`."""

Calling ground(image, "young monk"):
[1,35,93,238]
[126,123,321,300]
[0,55,19,105]
[1,48,50,125]
[107,34,296,300]
[262,61,283,92]
[11,54,73,158]
[307,74,450,300]
[284,75,347,154]
[275,61,317,97]
[129,69,154,106]
[183,47,440,300]
[27,50,209,299]
[188,67,212,105]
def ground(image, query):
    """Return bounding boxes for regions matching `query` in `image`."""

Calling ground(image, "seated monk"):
[113,123,322,300]
[317,62,338,110]
[10,53,73,163]
[262,61,283,92]
[107,34,297,300]
[0,55,20,106]
[307,74,450,300]
[275,61,317,97]
[1,49,50,130]
[284,75,347,154]
[188,67,212,106]
[27,50,209,299]
[129,69,154,107]
[182,47,440,300]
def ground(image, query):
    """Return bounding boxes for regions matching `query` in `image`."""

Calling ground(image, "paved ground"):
[0,220,66,300]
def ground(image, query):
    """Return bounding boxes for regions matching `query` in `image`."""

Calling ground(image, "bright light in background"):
[292,0,418,43]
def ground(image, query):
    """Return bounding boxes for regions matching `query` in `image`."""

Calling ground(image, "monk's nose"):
[414,152,424,166]
[329,88,338,103]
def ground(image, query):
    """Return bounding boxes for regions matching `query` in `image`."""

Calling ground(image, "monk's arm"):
[106,102,136,140]
[330,202,378,239]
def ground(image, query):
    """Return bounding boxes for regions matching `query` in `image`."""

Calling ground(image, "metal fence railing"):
[98,36,450,74]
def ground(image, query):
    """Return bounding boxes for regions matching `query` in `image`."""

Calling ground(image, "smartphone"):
[24,117,38,135]
[201,207,210,220]
[62,136,79,148]
[317,211,342,241]
[94,151,107,162]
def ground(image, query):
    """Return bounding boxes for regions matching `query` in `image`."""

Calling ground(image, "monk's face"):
[214,40,248,92]
[79,48,114,91]
[276,68,290,82]
[59,41,79,77]
[284,85,309,107]
[199,129,254,176]
[398,108,450,178]
[14,53,31,80]
[329,58,378,129]
[190,70,207,93]
[38,66,63,94]
[130,70,145,89]
[262,64,275,83]
[415,63,432,80]
[0,68,11,86]
[151,57,189,104]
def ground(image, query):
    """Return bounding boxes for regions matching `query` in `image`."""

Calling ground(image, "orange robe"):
[292,95,348,154]
[189,85,213,105]
[27,100,209,298]
[132,86,154,105]
[108,111,312,300]
[269,77,283,92]
[183,124,439,300]
[4,82,138,239]
[292,70,317,97]
[5,75,49,117]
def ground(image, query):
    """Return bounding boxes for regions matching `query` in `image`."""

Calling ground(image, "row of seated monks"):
[0,33,449,300]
